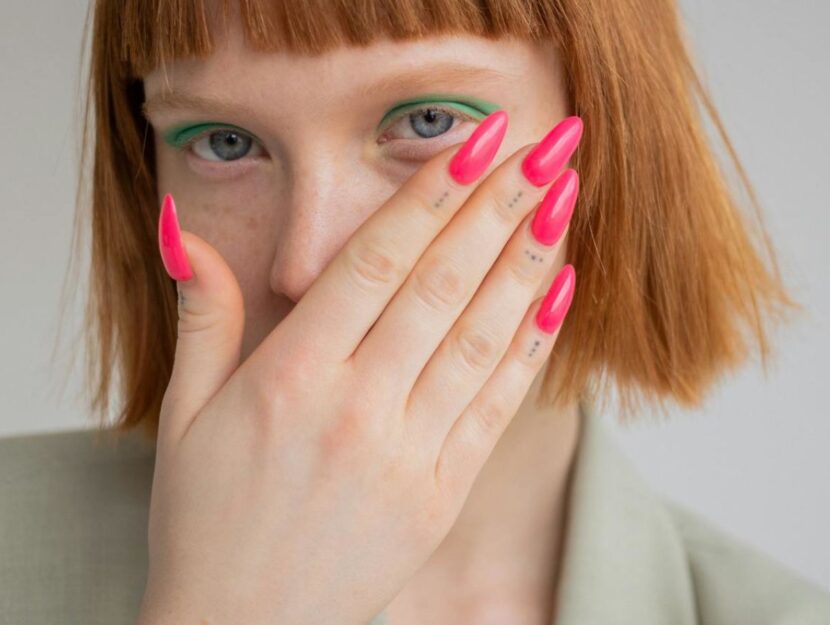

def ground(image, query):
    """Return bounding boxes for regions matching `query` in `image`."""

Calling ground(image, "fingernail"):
[521,116,583,187]
[448,109,509,185]
[158,193,193,281]
[536,264,576,334]
[530,169,579,246]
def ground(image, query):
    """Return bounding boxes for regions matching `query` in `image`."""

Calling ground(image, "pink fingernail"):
[158,193,193,281]
[536,264,576,334]
[521,116,583,187]
[448,109,509,185]
[530,169,579,246]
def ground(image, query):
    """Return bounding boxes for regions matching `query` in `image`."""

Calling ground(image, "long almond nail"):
[536,264,576,334]
[158,193,193,282]
[448,109,509,184]
[521,116,583,187]
[531,169,579,246]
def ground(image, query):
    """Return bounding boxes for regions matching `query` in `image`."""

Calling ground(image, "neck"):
[384,362,583,624]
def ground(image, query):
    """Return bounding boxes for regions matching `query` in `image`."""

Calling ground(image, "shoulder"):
[0,426,155,513]
[569,404,830,625]
[0,427,155,622]
[0,424,156,463]
[662,497,830,625]
[0,425,156,538]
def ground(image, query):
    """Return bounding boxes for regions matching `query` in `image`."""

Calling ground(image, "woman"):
[0,0,827,623]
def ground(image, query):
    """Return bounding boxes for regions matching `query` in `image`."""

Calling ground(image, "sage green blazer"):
[1,400,828,624]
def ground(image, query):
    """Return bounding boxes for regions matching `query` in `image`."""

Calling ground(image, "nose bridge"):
[268,142,355,304]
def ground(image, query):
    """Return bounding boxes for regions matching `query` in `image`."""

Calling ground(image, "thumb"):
[158,192,245,444]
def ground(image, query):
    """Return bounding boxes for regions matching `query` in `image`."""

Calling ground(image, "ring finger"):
[406,169,578,447]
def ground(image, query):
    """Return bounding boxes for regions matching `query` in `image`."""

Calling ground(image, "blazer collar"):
[552,398,699,624]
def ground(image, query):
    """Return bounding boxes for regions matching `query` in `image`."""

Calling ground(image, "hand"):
[138,110,582,625]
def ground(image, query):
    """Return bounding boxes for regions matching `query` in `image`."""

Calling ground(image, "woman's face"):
[143,19,571,361]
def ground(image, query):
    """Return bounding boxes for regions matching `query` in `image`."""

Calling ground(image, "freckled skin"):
[144,12,577,623]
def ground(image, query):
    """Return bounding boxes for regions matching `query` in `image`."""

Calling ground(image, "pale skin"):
[139,11,582,625]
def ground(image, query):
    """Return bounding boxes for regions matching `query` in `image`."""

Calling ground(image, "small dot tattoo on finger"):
[527,338,542,358]
[506,189,523,208]
[433,190,450,209]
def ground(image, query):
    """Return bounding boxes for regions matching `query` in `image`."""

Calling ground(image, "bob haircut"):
[64,0,799,443]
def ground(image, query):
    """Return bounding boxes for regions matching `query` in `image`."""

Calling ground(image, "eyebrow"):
[141,62,514,119]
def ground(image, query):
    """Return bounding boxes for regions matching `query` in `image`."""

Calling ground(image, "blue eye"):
[177,127,265,162]
[165,101,481,166]
[380,104,478,141]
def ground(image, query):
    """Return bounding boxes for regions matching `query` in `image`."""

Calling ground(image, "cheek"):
[186,198,276,287]
[154,145,279,280]
[161,189,278,304]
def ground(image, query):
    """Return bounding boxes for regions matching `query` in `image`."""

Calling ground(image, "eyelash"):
[174,127,261,156]
[378,103,479,136]
[173,103,480,157]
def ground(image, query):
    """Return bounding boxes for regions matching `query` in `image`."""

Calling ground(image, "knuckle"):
[513,337,545,373]
[345,237,405,291]
[245,379,285,440]
[318,406,368,458]
[411,255,467,312]
[471,393,512,435]
[489,187,521,225]
[176,303,222,336]
[452,324,502,373]
[248,357,315,424]
[268,349,317,397]
[406,182,455,222]
[506,249,547,288]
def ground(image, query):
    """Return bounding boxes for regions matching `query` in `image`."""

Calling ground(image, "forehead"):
[143,18,558,109]
[143,0,559,99]
[139,1,569,138]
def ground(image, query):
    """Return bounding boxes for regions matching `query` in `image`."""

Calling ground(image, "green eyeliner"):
[376,94,503,131]
[162,122,255,148]
[162,94,503,147]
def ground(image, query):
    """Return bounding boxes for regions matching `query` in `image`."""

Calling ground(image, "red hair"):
[64,0,800,442]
